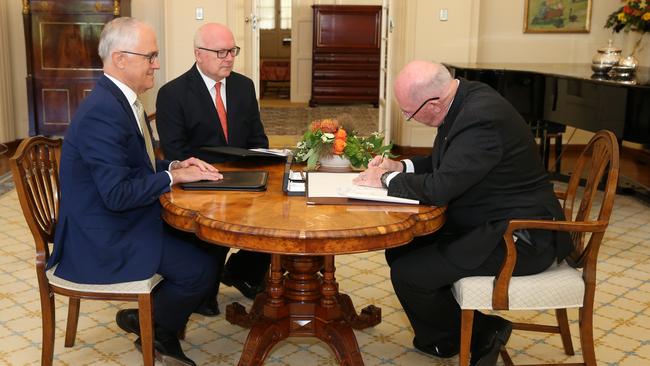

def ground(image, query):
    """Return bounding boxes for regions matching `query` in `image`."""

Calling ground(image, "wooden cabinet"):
[23,0,130,136]
[310,5,381,107]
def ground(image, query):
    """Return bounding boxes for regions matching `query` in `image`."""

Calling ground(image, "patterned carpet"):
[0,181,649,365]
[260,105,379,136]
[0,172,13,196]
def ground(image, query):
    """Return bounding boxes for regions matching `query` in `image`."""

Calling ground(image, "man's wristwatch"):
[380,171,391,189]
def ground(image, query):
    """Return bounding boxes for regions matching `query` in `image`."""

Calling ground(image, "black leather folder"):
[180,171,268,191]
[200,146,288,160]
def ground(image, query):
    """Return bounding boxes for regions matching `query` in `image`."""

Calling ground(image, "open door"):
[378,0,394,143]
[244,0,261,99]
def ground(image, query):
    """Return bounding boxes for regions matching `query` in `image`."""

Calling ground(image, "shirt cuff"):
[384,171,399,187]
[166,160,180,187]
[402,159,414,173]
[165,171,173,187]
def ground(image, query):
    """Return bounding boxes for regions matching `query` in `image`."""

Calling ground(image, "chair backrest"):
[560,130,619,274]
[9,136,62,269]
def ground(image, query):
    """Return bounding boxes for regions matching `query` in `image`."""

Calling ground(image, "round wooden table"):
[160,161,446,365]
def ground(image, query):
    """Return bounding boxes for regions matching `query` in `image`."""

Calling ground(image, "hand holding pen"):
[368,155,403,172]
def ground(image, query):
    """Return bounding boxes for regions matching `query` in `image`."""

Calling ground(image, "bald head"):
[193,23,237,81]
[194,23,234,49]
[394,61,452,104]
[394,61,455,127]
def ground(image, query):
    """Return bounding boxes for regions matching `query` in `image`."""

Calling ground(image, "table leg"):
[226,254,377,366]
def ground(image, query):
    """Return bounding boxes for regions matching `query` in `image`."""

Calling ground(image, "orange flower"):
[319,118,339,133]
[310,120,322,132]
[335,128,347,140]
[333,139,346,155]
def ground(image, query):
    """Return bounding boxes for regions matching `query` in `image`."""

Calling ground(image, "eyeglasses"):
[197,46,241,58]
[120,50,159,64]
[404,96,440,121]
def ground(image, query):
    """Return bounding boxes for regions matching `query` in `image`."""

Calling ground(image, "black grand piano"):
[444,63,650,196]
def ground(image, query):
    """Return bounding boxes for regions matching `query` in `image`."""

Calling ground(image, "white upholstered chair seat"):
[452,261,585,310]
[47,265,163,294]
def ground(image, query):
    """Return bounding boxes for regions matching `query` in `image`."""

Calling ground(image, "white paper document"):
[307,172,420,205]
[288,170,305,181]
[287,181,305,192]
[249,148,292,157]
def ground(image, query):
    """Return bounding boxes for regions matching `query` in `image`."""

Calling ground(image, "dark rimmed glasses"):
[197,46,241,58]
[120,50,159,64]
[404,96,440,121]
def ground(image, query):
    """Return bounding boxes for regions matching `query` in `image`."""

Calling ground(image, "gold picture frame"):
[524,0,592,33]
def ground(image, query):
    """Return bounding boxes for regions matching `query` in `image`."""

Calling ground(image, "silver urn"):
[592,40,622,74]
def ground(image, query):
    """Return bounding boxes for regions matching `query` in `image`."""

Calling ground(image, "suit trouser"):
[167,227,269,300]
[225,250,271,283]
[153,225,218,333]
[386,231,556,346]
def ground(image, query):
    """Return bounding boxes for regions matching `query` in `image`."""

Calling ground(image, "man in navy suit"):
[156,23,270,312]
[48,17,222,366]
[354,61,571,366]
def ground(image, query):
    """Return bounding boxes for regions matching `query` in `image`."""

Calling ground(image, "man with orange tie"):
[156,23,269,315]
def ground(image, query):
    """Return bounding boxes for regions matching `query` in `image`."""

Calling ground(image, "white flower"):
[322,133,335,142]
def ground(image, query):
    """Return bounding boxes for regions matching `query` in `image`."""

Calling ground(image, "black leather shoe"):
[413,337,460,358]
[116,309,140,336]
[221,267,265,300]
[470,315,512,366]
[194,297,220,317]
[135,336,196,366]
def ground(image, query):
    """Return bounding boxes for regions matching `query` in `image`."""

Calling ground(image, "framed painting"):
[524,0,592,33]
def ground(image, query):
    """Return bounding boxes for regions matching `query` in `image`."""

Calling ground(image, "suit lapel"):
[189,65,228,143]
[98,76,154,171]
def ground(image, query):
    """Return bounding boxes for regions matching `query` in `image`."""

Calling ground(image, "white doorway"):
[245,0,393,141]
[378,0,394,142]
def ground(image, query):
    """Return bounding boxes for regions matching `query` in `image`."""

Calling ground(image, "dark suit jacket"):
[388,79,571,270]
[156,64,268,162]
[48,75,173,284]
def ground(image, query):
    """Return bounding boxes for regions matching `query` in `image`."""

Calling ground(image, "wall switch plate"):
[439,8,448,21]
[195,7,204,20]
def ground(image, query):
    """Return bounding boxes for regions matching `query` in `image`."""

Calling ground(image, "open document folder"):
[200,146,291,159]
[306,172,420,205]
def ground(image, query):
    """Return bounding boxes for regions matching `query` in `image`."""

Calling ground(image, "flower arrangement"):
[294,118,395,170]
[605,0,650,34]
[605,0,650,56]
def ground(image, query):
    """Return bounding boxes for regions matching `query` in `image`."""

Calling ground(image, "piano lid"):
[444,63,650,89]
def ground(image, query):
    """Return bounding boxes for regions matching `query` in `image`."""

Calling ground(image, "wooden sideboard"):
[22,0,130,136]
[309,5,381,107]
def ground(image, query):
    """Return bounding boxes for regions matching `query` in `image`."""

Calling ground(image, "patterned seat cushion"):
[452,261,585,310]
[46,265,163,294]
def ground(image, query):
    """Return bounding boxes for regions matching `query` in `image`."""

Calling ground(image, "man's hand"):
[368,156,403,172]
[170,157,222,184]
[353,166,386,188]
[171,157,218,172]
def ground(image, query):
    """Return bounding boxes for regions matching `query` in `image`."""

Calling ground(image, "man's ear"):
[112,52,125,69]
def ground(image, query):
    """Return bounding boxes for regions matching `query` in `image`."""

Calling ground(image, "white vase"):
[318,154,351,172]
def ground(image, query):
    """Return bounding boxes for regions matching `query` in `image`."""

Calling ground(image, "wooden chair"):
[146,112,165,160]
[452,130,620,366]
[10,136,161,366]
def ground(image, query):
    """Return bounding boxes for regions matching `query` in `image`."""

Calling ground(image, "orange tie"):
[215,82,228,142]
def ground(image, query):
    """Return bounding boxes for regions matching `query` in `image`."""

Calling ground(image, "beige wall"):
[7,0,28,139]
[2,0,649,148]
[162,0,228,82]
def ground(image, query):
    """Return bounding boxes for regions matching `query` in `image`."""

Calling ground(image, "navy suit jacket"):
[388,79,571,270]
[49,75,173,284]
[156,64,268,162]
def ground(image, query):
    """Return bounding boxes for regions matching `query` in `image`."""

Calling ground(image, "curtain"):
[0,0,16,143]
